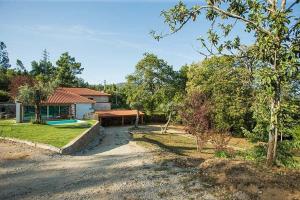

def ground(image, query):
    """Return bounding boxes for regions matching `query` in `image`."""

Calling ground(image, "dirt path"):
[0,126,212,200]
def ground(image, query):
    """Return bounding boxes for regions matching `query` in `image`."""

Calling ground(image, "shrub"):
[210,132,232,151]
[239,143,299,168]
[215,149,235,158]
[179,91,212,151]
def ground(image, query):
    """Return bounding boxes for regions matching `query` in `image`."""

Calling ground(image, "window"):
[23,106,35,121]
[49,106,59,118]
[60,106,70,118]
[41,106,47,120]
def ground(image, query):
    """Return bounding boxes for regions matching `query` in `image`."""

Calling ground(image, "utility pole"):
[115,87,118,105]
[104,80,106,91]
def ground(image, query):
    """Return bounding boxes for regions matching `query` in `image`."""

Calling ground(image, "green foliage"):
[0,41,11,70]
[0,90,10,102]
[276,141,299,168]
[241,145,267,163]
[187,56,253,134]
[55,52,84,87]
[240,141,300,168]
[103,83,129,109]
[125,53,181,115]
[215,150,233,158]
[18,80,57,123]
[155,0,300,166]
[17,81,56,105]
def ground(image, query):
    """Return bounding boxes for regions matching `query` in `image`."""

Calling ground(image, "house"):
[16,87,111,122]
[16,87,144,126]
[61,88,111,111]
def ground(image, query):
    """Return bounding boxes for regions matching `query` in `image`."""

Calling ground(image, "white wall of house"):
[75,103,94,119]
[93,102,111,111]
[16,102,22,123]
[83,95,110,103]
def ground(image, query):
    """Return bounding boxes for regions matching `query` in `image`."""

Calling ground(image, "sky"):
[2,0,296,84]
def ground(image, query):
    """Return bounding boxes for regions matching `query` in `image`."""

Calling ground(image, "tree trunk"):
[196,136,200,152]
[266,81,280,166]
[161,112,172,134]
[35,103,41,124]
[135,109,140,128]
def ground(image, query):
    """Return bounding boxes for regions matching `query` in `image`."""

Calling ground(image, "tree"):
[153,0,300,166]
[55,52,84,87]
[130,102,143,128]
[179,91,212,151]
[103,83,129,109]
[30,49,55,83]
[0,90,10,102]
[0,42,13,92]
[125,53,178,115]
[159,101,177,134]
[187,56,253,134]
[16,59,27,74]
[18,81,57,124]
[9,75,35,100]
[0,41,11,71]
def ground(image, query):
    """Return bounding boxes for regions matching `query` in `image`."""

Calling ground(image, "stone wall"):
[61,121,104,154]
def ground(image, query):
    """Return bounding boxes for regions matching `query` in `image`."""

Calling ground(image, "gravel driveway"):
[0,126,211,200]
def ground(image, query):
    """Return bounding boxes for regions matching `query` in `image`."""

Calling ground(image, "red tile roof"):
[42,88,96,104]
[95,110,144,117]
[62,87,111,96]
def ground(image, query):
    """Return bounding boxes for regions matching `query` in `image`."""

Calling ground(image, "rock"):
[232,191,250,200]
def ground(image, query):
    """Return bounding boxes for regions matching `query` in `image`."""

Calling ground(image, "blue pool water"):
[46,119,80,125]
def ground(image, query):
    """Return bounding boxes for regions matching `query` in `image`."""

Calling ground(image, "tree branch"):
[287,0,300,11]
[159,4,272,39]
[209,5,272,36]
[281,0,286,10]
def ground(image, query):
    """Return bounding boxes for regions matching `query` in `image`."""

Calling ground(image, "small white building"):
[16,87,111,122]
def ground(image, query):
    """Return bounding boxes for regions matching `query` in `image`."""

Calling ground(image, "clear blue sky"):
[2,0,294,84]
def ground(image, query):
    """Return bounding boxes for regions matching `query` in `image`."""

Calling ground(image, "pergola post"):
[99,116,102,125]
[122,116,124,125]
[141,115,144,124]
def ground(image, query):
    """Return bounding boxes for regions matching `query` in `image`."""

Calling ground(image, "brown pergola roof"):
[95,110,144,118]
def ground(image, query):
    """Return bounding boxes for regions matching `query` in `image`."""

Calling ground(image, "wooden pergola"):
[95,110,144,126]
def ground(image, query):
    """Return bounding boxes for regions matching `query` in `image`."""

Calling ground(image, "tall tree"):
[0,42,12,92]
[55,52,84,87]
[126,53,178,115]
[16,59,27,73]
[0,41,11,71]
[30,49,55,82]
[153,0,300,166]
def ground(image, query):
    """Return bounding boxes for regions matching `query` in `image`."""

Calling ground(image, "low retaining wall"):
[0,121,104,155]
[60,121,104,154]
[0,137,61,153]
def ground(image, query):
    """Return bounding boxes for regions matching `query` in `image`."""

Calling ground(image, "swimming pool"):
[46,119,82,125]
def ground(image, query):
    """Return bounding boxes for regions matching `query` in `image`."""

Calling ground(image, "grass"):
[0,119,97,148]
[133,132,199,157]
[133,132,249,159]
[132,125,300,168]
[132,127,255,159]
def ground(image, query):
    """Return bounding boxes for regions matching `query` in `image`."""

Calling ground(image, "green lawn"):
[0,119,97,148]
